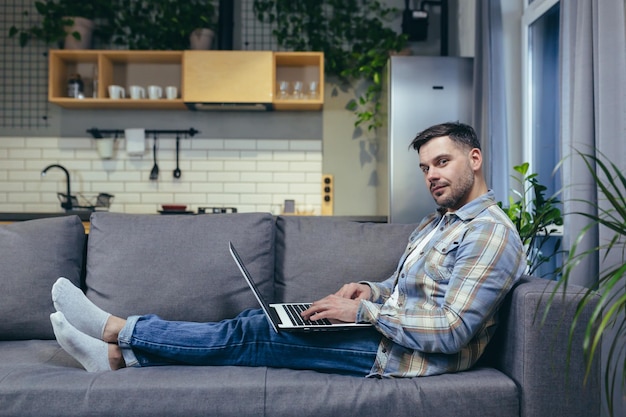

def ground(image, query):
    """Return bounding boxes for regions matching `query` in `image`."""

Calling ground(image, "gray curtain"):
[560,1,626,417]
[473,0,509,203]
[560,0,626,286]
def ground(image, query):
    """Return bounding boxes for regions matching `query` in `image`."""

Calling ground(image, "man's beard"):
[432,170,475,210]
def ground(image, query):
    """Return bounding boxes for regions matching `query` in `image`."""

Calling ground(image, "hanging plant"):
[253,0,407,132]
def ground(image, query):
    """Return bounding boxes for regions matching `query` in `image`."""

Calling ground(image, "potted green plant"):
[253,0,407,132]
[498,162,564,277]
[112,0,217,50]
[8,0,115,49]
[543,151,625,417]
[180,1,218,50]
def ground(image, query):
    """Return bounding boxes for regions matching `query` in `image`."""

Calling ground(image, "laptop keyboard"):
[285,303,332,326]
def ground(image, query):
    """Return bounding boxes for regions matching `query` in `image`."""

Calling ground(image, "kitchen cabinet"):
[183,51,323,110]
[183,51,274,105]
[48,50,324,111]
[49,50,185,109]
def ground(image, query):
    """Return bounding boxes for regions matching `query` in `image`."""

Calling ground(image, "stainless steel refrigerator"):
[377,56,474,223]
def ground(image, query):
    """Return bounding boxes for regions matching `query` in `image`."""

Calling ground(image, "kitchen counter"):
[0,212,387,223]
[0,213,388,233]
[0,211,94,222]
[0,212,95,233]
[324,215,388,223]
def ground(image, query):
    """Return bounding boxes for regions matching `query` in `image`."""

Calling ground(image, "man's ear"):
[469,148,482,171]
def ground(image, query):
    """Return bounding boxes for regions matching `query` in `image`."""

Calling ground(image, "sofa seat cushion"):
[0,341,267,417]
[0,216,86,340]
[86,212,275,323]
[0,341,519,417]
[274,216,417,302]
[265,367,519,417]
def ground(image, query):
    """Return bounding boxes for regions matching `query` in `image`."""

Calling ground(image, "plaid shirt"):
[357,191,526,377]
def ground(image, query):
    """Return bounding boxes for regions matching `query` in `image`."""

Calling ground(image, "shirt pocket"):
[424,239,460,282]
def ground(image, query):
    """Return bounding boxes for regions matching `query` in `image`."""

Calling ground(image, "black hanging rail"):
[87,128,199,139]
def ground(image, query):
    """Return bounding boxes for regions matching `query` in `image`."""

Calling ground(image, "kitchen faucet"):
[41,164,73,211]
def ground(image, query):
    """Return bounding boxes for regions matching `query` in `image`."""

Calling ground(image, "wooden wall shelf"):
[49,50,324,111]
[49,50,186,109]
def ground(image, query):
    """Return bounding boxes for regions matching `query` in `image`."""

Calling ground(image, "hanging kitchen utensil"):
[149,133,159,180]
[173,134,181,179]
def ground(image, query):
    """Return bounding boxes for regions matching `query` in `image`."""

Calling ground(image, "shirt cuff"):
[356,299,382,324]
[359,280,382,302]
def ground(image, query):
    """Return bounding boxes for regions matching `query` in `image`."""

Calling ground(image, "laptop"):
[229,242,373,333]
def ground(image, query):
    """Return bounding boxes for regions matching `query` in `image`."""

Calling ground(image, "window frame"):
[521,0,560,174]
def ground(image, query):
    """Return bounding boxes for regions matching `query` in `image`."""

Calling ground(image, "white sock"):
[50,311,111,372]
[52,277,111,340]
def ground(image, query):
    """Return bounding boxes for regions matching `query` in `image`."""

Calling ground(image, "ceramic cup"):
[148,85,163,100]
[165,86,178,100]
[129,85,146,100]
[108,85,125,99]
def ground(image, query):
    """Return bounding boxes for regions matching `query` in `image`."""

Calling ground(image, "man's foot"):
[52,277,111,340]
[50,312,112,372]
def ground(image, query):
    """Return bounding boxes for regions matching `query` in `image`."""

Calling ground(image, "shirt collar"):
[437,190,497,222]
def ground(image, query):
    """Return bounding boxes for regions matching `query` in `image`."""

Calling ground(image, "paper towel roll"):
[124,128,146,156]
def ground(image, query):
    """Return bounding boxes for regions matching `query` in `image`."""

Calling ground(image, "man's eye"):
[438,159,448,166]
[420,166,429,174]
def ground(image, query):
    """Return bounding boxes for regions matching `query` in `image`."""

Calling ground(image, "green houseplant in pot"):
[8,0,115,48]
[544,151,626,417]
[499,162,564,277]
[112,0,217,50]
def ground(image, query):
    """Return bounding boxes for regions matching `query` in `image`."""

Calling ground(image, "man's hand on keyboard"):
[301,293,362,323]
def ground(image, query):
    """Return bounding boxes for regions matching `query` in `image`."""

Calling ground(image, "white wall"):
[0,135,322,215]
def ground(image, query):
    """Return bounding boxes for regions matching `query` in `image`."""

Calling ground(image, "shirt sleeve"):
[360,273,396,303]
[360,215,434,304]
[356,219,525,354]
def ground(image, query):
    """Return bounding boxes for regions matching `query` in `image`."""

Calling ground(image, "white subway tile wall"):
[0,137,322,215]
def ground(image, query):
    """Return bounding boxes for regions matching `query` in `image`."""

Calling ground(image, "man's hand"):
[334,283,372,301]
[301,283,371,323]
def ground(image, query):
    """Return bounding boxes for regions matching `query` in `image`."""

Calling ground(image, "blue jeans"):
[118,309,381,377]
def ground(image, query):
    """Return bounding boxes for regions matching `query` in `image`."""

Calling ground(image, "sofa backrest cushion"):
[85,212,275,322]
[274,216,417,302]
[0,216,86,340]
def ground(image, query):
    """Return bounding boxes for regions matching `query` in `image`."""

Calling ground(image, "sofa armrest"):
[492,276,600,417]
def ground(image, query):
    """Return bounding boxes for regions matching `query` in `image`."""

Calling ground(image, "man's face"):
[418,136,479,211]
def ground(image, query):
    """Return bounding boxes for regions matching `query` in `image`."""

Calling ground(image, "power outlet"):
[321,174,333,216]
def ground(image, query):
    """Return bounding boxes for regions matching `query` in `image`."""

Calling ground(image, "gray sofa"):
[0,212,599,417]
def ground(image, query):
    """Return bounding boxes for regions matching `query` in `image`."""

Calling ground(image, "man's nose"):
[426,167,439,182]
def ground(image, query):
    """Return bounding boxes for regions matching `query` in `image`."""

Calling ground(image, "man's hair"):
[409,122,480,153]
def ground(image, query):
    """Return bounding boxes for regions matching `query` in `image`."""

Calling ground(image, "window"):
[522,0,562,278]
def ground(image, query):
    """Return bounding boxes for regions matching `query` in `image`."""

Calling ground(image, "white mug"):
[108,85,125,99]
[129,85,146,100]
[148,85,162,100]
[165,86,178,100]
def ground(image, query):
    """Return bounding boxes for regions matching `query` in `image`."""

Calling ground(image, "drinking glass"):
[293,81,304,99]
[308,81,319,99]
[278,81,290,99]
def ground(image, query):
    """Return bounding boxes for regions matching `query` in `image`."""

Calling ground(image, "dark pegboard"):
[0,0,51,129]
[240,0,280,51]
[0,0,288,131]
